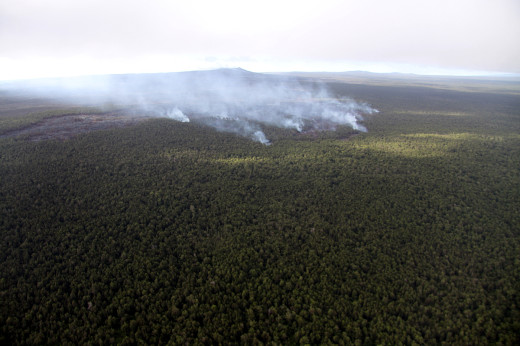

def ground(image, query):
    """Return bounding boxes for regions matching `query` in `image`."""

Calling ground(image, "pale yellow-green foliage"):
[350,132,515,158]
[393,110,470,117]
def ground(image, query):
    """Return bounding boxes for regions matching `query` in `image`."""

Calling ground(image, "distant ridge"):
[0,68,265,86]
[0,68,278,92]
[3,68,518,97]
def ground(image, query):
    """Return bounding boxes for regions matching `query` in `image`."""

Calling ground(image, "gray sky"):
[1,0,519,80]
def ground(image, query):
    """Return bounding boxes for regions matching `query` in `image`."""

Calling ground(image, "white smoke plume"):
[1,68,377,143]
[165,107,190,122]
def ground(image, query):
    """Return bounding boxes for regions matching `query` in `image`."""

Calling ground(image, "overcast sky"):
[1,0,519,80]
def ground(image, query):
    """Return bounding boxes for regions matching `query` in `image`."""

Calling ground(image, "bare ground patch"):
[0,111,149,141]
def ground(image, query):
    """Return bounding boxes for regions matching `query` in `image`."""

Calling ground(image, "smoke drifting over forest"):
[3,68,377,143]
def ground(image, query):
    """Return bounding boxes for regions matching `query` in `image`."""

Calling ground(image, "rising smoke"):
[2,68,377,144]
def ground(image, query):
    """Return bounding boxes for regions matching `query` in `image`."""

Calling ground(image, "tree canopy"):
[1,80,519,344]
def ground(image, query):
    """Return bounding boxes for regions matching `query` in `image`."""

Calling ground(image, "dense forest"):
[1,75,519,344]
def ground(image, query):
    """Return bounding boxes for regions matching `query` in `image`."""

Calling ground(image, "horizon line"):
[2,67,520,83]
